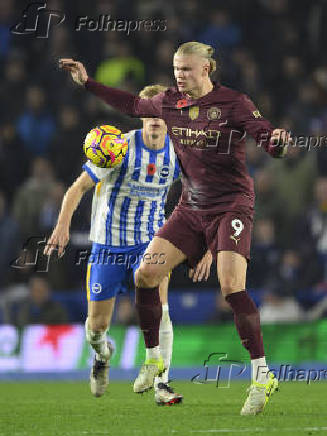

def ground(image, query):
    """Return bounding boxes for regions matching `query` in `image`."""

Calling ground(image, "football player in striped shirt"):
[45,84,211,406]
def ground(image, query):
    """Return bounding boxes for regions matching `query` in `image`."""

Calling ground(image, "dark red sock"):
[226,290,264,359]
[135,286,162,348]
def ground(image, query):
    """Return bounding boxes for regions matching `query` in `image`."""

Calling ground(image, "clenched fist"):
[270,128,292,157]
[59,58,88,86]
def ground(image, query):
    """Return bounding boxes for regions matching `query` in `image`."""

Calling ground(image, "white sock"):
[85,318,110,361]
[146,345,160,360]
[155,304,173,387]
[251,357,270,384]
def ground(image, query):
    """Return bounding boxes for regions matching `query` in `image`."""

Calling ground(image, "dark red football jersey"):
[86,79,280,214]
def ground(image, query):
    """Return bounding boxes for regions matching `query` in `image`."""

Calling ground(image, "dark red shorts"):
[156,204,253,267]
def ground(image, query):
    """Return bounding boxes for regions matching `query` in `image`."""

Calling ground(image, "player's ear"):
[202,61,210,76]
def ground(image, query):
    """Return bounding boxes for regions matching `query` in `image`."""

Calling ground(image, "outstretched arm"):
[59,58,163,118]
[44,171,95,257]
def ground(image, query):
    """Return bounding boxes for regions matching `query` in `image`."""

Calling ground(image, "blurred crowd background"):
[1,0,327,326]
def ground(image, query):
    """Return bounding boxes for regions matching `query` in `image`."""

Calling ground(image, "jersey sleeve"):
[85,78,163,118]
[231,94,281,157]
[82,161,115,182]
[135,92,164,118]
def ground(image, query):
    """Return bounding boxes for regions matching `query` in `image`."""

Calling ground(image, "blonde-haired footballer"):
[45,84,211,406]
[60,40,290,415]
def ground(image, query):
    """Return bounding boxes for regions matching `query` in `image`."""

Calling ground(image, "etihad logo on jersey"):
[172,127,220,138]
[171,126,221,148]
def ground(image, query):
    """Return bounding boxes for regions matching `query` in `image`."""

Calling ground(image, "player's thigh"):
[135,236,186,286]
[130,241,173,293]
[206,211,253,262]
[155,204,206,268]
[213,211,252,296]
[217,250,247,296]
[86,255,129,329]
[87,298,116,331]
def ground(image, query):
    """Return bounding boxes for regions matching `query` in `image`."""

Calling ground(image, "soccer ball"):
[84,125,128,168]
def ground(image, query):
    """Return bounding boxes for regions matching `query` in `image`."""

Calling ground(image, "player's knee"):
[87,315,108,333]
[220,274,243,296]
[135,264,162,288]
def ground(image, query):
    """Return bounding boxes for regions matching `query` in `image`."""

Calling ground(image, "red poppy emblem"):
[176,99,188,109]
[147,163,156,176]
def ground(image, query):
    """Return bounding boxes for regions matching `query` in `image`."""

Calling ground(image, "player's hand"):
[59,58,88,86]
[44,224,69,257]
[270,129,292,157]
[189,250,212,282]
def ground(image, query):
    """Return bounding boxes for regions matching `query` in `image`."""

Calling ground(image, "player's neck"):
[186,78,213,99]
[142,130,166,150]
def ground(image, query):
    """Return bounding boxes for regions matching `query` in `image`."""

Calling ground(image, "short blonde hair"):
[175,41,217,75]
[139,84,168,99]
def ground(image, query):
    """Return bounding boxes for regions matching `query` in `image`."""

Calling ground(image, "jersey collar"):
[175,82,220,108]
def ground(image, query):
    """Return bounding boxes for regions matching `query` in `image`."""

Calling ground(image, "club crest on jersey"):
[147,163,156,176]
[253,110,262,118]
[207,106,221,120]
[92,283,102,294]
[189,106,199,120]
[160,166,170,178]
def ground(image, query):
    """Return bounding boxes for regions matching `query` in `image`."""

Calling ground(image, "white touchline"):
[170,427,327,433]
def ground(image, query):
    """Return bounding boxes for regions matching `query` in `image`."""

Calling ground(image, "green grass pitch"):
[0,381,326,435]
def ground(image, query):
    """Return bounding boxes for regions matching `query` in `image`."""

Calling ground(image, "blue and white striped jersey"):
[83,129,180,246]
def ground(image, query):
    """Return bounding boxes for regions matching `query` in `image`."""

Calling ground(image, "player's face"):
[173,54,209,94]
[142,117,167,138]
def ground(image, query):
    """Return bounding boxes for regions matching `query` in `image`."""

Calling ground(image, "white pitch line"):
[171,427,327,433]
